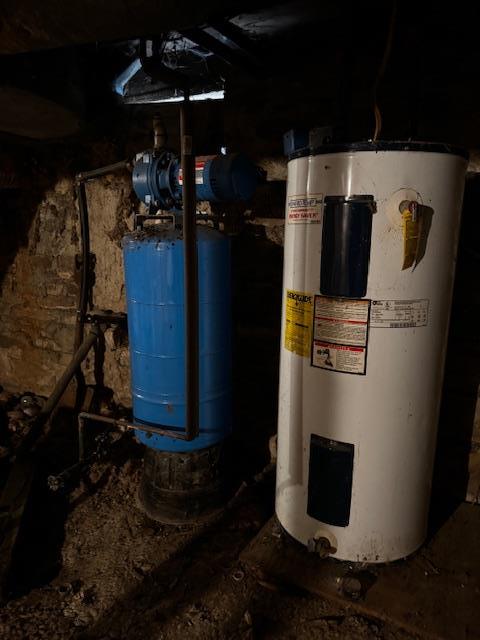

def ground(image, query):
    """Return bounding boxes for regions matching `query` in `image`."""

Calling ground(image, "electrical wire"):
[372,0,398,141]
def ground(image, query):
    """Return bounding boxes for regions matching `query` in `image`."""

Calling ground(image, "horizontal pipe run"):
[76,160,131,183]
[77,411,191,463]
[50,410,191,492]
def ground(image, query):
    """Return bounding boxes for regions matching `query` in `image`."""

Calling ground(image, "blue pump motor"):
[132,150,258,209]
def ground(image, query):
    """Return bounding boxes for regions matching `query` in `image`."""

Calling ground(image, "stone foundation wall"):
[0,169,135,405]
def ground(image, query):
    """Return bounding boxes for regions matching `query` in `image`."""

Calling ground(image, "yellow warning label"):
[401,203,421,270]
[285,289,313,357]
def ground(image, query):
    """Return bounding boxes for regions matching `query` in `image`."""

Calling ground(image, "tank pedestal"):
[138,442,231,524]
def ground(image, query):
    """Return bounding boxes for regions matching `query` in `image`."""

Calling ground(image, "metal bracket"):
[134,213,176,230]
[84,310,127,328]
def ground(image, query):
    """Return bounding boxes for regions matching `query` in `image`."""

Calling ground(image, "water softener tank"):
[275,141,468,562]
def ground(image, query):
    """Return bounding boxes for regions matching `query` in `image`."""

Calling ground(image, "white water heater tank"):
[275,141,468,563]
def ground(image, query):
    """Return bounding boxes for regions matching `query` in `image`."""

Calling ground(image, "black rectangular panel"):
[320,195,374,298]
[307,434,354,527]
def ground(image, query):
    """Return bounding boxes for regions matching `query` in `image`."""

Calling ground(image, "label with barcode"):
[370,299,429,328]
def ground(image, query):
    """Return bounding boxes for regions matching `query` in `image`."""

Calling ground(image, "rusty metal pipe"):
[74,181,90,352]
[77,411,192,464]
[76,160,130,183]
[153,116,167,151]
[180,93,200,441]
[15,325,102,459]
[40,326,101,421]
[74,160,130,352]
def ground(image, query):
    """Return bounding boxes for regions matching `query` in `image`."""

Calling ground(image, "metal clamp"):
[134,213,176,230]
[84,310,127,328]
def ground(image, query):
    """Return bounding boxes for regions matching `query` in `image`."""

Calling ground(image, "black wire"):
[372,1,398,141]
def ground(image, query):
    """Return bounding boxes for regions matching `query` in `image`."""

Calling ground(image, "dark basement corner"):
[0,1,479,639]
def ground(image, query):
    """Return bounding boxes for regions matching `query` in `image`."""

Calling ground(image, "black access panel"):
[307,434,354,527]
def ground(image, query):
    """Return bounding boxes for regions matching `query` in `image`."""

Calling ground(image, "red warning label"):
[287,194,323,223]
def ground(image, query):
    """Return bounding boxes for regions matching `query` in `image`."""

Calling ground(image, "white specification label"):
[312,296,370,375]
[312,341,367,374]
[314,296,370,347]
[287,194,323,223]
[178,160,206,185]
[370,299,429,328]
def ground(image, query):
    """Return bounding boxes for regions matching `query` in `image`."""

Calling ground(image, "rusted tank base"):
[138,442,230,525]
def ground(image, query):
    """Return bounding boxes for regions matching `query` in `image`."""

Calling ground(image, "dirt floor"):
[0,441,420,640]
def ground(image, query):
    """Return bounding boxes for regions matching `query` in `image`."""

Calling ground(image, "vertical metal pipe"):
[153,115,167,151]
[180,92,199,440]
[74,181,90,352]
[74,161,129,353]
[78,415,86,462]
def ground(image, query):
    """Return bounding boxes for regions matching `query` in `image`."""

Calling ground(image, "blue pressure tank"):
[123,226,231,453]
[126,146,257,523]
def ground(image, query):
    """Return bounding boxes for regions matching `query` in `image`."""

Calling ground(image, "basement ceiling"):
[0,1,479,145]
[0,1,330,55]
[0,1,333,139]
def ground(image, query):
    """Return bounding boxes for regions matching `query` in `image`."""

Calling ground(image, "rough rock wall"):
[0,170,134,405]
[0,176,78,393]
